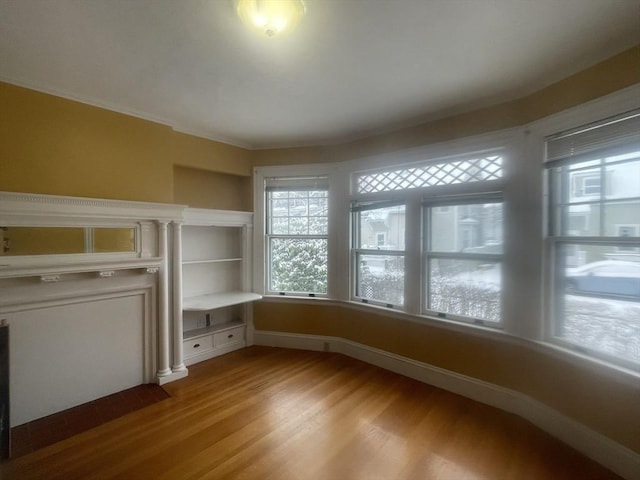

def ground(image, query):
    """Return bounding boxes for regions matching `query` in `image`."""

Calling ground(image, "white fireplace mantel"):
[0,191,192,425]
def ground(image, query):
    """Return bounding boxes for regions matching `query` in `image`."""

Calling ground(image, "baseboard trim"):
[156,369,189,386]
[254,330,640,480]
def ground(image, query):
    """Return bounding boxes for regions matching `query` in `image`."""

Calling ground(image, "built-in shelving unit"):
[180,208,261,366]
[182,319,245,341]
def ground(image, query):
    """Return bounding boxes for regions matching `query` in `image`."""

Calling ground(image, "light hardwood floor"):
[1,346,622,479]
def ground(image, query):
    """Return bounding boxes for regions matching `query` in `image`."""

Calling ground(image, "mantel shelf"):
[0,257,163,280]
[182,291,262,311]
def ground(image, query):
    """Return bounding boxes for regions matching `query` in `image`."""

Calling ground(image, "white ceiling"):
[1,0,639,149]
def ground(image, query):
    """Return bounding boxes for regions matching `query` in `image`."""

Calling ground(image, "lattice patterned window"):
[355,155,503,194]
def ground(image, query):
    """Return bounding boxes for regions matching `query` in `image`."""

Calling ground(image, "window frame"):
[265,185,329,296]
[542,108,640,370]
[422,193,505,327]
[253,164,338,298]
[349,144,509,324]
[351,200,407,308]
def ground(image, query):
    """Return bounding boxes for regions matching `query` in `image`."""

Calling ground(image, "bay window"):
[254,87,640,381]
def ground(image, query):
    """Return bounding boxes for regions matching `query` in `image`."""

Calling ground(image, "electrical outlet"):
[196,317,206,328]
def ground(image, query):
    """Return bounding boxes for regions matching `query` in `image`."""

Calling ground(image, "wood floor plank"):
[0,346,623,480]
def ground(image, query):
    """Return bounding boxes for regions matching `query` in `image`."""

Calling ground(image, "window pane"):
[267,189,328,235]
[308,194,328,215]
[308,216,327,235]
[555,200,640,237]
[270,217,289,235]
[427,258,501,323]
[550,160,640,237]
[429,203,503,253]
[356,253,404,305]
[569,167,601,200]
[555,244,640,364]
[605,150,640,164]
[357,205,405,250]
[269,238,327,294]
[289,217,309,234]
[560,203,600,236]
[605,160,640,200]
[604,201,640,237]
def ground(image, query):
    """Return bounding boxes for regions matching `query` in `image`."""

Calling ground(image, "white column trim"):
[156,221,172,378]
[171,221,187,373]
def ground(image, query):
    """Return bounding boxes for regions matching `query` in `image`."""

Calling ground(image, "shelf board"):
[183,319,245,340]
[182,258,242,265]
[0,257,163,280]
[182,291,262,311]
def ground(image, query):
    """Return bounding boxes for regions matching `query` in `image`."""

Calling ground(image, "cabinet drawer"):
[213,326,245,347]
[183,335,214,357]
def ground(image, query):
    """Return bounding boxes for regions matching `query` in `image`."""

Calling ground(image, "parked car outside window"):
[565,260,640,301]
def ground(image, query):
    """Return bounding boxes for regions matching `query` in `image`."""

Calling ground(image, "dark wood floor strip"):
[9,383,169,458]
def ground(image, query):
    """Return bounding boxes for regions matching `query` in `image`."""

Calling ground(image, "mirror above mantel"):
[1,226,137,256]
[0,191,186,275]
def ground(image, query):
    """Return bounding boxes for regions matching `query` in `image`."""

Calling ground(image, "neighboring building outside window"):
[424,197,503,325]
[352,202,406,306]
[571,172,601,198]
[546,109,640,368]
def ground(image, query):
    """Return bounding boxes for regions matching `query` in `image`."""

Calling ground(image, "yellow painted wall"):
[173,166,253,211]
[0,82,252,207]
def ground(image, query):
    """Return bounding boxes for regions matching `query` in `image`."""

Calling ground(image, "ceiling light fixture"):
[235,0,306,38]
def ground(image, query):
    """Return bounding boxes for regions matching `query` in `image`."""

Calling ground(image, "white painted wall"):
[8,292,146,426]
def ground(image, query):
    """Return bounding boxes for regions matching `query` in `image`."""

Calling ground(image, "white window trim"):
[422,196,505,327]
[351,201,407,308]
[532,84,640,369]
[253,163,341,298]
[346,134,516,324]
[252,83,640,379]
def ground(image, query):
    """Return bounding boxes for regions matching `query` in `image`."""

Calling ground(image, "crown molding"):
[0,191,185,225]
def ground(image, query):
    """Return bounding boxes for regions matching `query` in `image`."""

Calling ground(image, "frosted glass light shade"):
[235,0,306,38]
